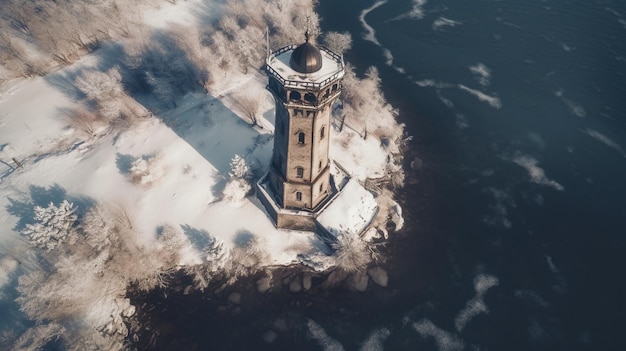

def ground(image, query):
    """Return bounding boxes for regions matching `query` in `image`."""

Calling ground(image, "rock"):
[302,274,312,291]
[411,157,423,170]
[183,285,192,295]
[362,227,379,242]
[228,292,242,305]
[323,269,348,288]
[257,277,271,293]
[390,203,404,231]
[379,227,389,240]
[368,267,389,287]
[351,272,369,292]
[289,276,302,292]
[273,319,288,332]
[122,305,136,318]
[262,330,278,343]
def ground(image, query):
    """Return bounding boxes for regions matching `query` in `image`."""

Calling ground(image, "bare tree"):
[331,233,374,273]
[235,94,261,126]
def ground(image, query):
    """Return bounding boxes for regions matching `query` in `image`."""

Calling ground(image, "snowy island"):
[0,0,406,349]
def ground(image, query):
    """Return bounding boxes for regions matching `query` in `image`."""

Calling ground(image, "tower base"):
[256,162,378,238]
[255,161,345,232]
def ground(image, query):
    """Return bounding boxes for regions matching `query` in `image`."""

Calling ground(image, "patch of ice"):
[412,319,464,351]
[454,274,499,332]
[393,0,428,21]
[456,114,469,129]
[433,17,461,30]
[482,188,514,229]
[511,154,564,191]
[307,319,345,351]
[586,129,626,158]
[514,290,550,307]
[360,327,391,351]
[468,63,492,86]
[457,84,502,109]
[359,1,388,46]
[545,255,559,274]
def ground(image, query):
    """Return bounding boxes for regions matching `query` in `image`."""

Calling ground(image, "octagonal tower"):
[260,31,344,230]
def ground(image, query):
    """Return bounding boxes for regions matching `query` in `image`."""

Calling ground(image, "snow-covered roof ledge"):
[315,179,378,238]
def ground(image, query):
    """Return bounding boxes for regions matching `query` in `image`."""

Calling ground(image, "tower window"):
[320,183,323,192]
[320,126,325,139]
[304,92,317,104]
[306,111,316,118]
[296,191,302,201]
[296,167,304,178]
[319,160,322,169]
[294,109,303,116]
[298,132,305,144]
[289,91,301,101]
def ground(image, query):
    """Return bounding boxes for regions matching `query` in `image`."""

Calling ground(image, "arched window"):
[289,91,301,101]
[304,92,317,104]
[296,191,302,201]
[296,167,304,178]
[298,132,305,144]
[320,126,325,139]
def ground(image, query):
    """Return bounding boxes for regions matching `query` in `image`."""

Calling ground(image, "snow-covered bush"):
[128,153,165,186]
[223,154,252,203]
[21,200,78,251]
[331,233,374,273]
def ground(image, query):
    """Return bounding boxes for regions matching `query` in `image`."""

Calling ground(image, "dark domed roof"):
[289,32,322,74]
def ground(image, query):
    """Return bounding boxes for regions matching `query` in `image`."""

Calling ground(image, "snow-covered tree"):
[228,154,252,180]
[21,200,78,251]
[223,155,252,203]
[322,31,352,55]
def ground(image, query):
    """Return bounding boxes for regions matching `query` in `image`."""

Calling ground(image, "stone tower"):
[259,31,344,230]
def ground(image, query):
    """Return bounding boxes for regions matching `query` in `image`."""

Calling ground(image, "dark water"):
[135,1,626,350]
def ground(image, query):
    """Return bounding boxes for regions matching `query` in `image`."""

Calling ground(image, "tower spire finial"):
[305,15,311,42]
